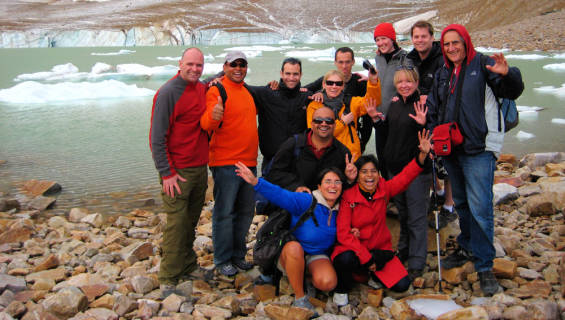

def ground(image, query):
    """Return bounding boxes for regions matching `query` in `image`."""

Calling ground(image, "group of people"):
[149,19,524,310]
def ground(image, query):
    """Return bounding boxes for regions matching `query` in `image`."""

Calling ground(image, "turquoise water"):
[0,45,564,210]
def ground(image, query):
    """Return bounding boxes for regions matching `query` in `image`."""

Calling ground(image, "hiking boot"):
[408,269,423,281]
[160,284,176,299]
[429,207,457,229]
[441,247,473,270]
[232,259,254,271]
[293,296,318,317]
[333,293,348,307]
[217,263,238,276]
[478,270,500,296]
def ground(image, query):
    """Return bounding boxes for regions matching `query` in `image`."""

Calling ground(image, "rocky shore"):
[0,152,564,320]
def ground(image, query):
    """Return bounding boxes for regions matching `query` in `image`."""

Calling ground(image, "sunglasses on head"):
[228,61,247,68]
[325,80,344,86]
[396,65,414,71]
[312,117,336,125]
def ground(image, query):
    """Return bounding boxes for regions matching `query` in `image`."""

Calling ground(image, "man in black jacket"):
[249,58,312,175]
[267,107,356,193]
[407,20,457,227]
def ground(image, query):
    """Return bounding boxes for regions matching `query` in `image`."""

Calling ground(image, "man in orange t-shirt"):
[200,51,258,276]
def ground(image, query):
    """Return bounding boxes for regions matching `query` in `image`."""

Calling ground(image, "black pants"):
[333,250,410,293]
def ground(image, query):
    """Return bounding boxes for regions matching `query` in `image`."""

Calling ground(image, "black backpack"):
[253,197,319,281]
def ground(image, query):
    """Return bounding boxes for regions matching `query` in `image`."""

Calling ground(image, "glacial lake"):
[0,45,564,213]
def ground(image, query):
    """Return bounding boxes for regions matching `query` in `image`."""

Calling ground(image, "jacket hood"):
[440,24,476,66]
[312,189,340,211]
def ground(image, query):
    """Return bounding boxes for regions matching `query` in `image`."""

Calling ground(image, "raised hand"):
[365,98,384,122]
[485,53,509,76]
[368,69,379,84]
[211,95,224,121]
[162,174,187,198]
[235,161,258,186]
[409,100,428,125]
[344,153,358,182]
[350,228,360,239]
[418,129,432,155]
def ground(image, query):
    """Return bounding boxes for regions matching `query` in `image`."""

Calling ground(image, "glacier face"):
[1,27,376,48]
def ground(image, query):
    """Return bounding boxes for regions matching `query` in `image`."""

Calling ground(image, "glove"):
[371,249,394,270]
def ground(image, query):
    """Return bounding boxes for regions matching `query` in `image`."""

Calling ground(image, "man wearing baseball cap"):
[201,51,259,276]
[372,22,413,176]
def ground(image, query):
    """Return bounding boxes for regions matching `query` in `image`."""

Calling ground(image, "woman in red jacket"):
[331,129,432,306]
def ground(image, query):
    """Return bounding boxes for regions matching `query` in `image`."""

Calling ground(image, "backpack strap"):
[343,95,355,144]
[289,197,319,234]
[480,54,504,132]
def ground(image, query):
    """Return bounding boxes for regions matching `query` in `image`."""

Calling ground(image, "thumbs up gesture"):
[212,95,224,121]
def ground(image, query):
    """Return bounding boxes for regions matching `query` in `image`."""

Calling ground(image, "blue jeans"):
[444,151,496,272]
[211,165,256,266]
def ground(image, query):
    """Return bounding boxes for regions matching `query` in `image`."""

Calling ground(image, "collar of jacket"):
[279,79,302,96]
[312,189,339,211]
[395,91,420,105]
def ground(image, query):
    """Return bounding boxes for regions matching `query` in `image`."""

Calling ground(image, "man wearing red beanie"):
[371,22,412,176]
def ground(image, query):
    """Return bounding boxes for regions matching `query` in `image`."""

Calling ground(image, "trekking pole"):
[430,149,443,293]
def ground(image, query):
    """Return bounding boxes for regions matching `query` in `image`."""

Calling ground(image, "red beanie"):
[373,23,396,42]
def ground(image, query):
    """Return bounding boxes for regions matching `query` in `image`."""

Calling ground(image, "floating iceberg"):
[516,131,535,141]
[517,105,543,113]
[157,56,181,61]
[505,54,547,60]
[0,80,154,104]
[543,63,565,71]
[552,118,565,125]
[225,45,294,52]
[91,49,136,56]
[534,84,565,98]
[285,47,335,58]
[15,63,80,81]
[475,47,510,53]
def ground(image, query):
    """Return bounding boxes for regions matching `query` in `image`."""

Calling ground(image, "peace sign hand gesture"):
[344,153,358,183]
[409,100,428,125]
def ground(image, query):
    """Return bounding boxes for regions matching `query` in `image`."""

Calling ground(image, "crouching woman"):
[235,162,345,312]
[331,129,433,306]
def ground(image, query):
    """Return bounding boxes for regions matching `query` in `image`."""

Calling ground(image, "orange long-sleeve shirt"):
[201,77,258,167]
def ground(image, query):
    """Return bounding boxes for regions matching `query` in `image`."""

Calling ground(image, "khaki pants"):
[158,166,207,285]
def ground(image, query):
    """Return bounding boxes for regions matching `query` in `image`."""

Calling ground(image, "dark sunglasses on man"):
[229,61,248,68]
[312,117,336,125]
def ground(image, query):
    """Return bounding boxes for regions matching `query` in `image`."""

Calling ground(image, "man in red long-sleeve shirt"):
[150,47,208,295]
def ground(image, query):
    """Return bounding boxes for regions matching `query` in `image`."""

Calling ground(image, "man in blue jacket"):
[426,24,524,296]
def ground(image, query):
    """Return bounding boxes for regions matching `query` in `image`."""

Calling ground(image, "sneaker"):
[367,277,383,289]
[429,207,457,229]
[478,270,500,296]
[232,259,254,271]
[160,284,176,299]
[333,293,348,307]
[293,296,318,316]
[217,263,238,276]
[305,281,316,298]
[441,247,473,270]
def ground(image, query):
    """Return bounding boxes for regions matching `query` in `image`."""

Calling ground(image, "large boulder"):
[42,287,88,318]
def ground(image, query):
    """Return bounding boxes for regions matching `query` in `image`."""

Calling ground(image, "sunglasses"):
[325,80,344,86]
[312,117,336,125]
[396,65,414,71]
[228,61,247,68]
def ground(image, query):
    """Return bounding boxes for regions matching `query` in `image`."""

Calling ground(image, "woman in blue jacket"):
[235,161,344,312]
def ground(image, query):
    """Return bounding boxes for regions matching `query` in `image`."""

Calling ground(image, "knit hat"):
[373,23,396,42]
